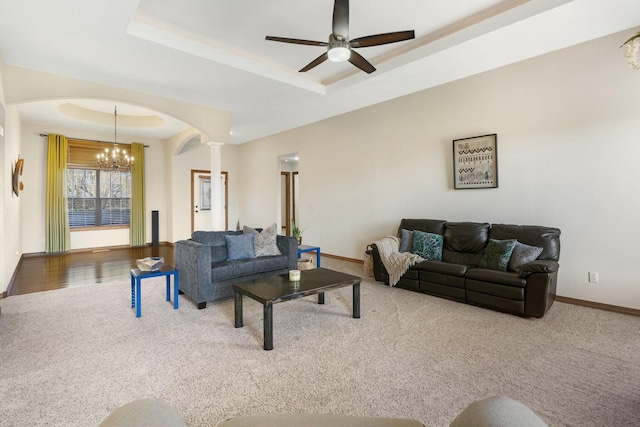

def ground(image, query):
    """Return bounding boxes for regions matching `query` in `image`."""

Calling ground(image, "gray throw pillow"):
[399,229,413,253]
[508,241,544,272]
[243,223,282,257]
[225,233,256,260]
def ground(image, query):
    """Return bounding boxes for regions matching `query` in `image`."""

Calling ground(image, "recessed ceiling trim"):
[324,0,574,88]
[58,103,165,127]
[127,13,328,95]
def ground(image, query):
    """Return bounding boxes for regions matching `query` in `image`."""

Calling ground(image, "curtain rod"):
[39,134,149,148]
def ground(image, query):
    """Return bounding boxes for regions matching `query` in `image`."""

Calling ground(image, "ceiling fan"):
[265,0,415,74]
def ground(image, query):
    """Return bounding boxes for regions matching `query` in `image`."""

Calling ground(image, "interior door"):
[193,172,212,232]
[280,172,290,235]
[293,171,299,229]
[191,170,228,233]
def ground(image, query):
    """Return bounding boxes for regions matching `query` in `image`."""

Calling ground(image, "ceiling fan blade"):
[332,0,349,40]
[350,30,415,48]
[266,36,328,47]
[348,50,376,74]
[300,52,329,72]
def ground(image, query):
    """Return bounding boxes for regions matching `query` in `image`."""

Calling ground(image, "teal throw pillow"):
[225,233,256,261]
[480,239,517,271]
[412,230,443,260]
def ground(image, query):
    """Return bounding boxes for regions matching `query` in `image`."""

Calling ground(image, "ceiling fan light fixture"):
[266,0,414,73]
[328,46,350,62]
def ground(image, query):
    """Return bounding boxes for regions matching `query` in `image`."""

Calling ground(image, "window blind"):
[67,139,132,168]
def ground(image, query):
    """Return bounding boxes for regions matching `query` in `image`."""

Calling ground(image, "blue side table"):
[297,244,321,268]
[130,265,179,318]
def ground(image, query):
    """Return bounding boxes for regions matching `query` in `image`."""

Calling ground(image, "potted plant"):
[291,219,303,245]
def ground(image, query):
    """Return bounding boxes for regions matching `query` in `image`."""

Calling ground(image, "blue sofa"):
[175,231,298,309]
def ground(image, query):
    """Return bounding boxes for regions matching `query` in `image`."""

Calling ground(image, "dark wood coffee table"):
[233,268,362,350]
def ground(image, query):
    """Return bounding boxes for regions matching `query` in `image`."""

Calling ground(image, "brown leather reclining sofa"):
[372,219,561,318]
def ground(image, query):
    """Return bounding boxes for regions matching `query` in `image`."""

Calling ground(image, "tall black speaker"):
[151,210,159,247]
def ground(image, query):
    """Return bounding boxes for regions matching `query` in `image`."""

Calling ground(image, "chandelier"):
[96,106,134,170]
[621,32,640,71]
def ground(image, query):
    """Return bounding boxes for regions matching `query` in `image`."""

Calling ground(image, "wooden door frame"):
[292,171,299,231]
[281,171,291,236]
[191,169,228,234]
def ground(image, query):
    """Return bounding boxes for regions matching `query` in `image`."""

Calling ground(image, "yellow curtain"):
[45,134,71,253]
[129,143,146,246]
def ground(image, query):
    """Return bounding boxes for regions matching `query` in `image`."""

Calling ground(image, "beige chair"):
[100,395,548,427]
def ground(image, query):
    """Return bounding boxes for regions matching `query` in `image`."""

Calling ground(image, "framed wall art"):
[453,134,498,189]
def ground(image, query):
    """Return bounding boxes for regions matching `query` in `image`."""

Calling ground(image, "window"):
[66,139,131,229]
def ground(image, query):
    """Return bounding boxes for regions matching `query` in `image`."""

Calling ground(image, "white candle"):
[289,270,301,281]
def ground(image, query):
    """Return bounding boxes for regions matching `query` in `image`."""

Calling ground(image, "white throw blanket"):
[372,236,423,286]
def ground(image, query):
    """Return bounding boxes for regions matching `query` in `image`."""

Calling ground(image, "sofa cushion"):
[193,230,242,263]
[415,260,469,277]
[466,268,527,287]
[225,233,256,261]
[479,239,517,271]
[212,255,289,281]
[467,280,525,301]
[442,250,483,266]
[193,230,244,245]
[243,223,282,257]
[210,245,228,263]
[508,241,543,272]
[444,222,490,253]
[412,230,443,260]
[397,218,446,236]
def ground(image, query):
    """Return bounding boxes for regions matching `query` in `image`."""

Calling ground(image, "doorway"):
[280,172,290,235]
[279,154,299,236]
[191,169,228,233]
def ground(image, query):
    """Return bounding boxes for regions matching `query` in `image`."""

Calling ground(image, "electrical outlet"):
[588,272,599,283]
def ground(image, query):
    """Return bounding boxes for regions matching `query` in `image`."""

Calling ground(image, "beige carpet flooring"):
[1,258,639,427]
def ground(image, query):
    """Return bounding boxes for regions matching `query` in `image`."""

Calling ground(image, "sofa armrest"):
[518,260,559,278]
[174,239,212,305]
[371,244,389,283]
[277,235,298,270]
[519,261,559,318]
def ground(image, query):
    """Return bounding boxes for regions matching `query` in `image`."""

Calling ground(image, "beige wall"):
[0,50,24,292]
[237,30,640,310]
[2,106,23,291]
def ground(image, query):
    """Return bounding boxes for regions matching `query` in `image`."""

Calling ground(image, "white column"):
[208,141,225,230]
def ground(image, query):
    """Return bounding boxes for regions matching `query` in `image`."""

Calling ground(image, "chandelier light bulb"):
[95,105,134,170]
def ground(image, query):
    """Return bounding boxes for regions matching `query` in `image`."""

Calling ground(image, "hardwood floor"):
[8,245,174,296]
